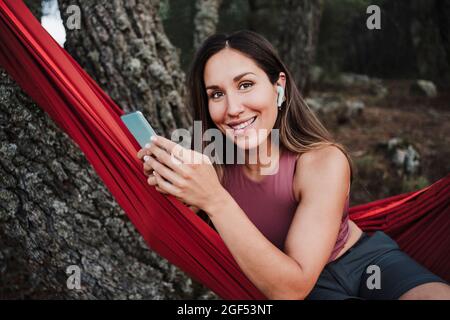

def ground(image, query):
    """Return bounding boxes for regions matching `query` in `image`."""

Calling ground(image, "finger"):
[155,136,210,166]
[149,143,186,176]
[151,135,192,164]
[155,185,168,194]
[153,171,181,197]
[147,174,157,186]
[144,169,154,177]
[143,158,154,175]
[137,142,156,160]
[137,148,146,160]
[137,146,151,160]
[147,156,184,187]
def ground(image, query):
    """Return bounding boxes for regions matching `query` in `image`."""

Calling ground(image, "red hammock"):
[0,0,448,299]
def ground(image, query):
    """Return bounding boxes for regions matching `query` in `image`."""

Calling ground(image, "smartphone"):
[120,111,157,148]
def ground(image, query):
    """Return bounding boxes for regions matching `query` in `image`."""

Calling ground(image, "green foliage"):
[159,0,171,21]
[401,176,430,193]
[160,0,196,72]
[216,0,250,34]
[317,0,386,74]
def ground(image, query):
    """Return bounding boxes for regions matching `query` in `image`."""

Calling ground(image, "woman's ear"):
[277,72,287,89]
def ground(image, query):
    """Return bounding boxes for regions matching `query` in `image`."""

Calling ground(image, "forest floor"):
[310,79,450,206]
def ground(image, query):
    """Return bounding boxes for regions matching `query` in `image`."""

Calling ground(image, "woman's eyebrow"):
[205,72,256,90]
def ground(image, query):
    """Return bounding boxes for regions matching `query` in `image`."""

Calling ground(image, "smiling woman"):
[137,30,450,300]
[205,51,281,146]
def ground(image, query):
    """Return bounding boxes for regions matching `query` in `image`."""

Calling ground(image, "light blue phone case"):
[120,111,157,148]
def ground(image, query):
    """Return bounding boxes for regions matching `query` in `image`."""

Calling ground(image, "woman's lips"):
[229,116,257,135]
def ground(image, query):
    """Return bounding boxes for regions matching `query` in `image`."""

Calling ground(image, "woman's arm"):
[204,145,351,300]
[205,192,308,299]
[137,136,350,299]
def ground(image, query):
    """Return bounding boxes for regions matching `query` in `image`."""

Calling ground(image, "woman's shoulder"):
[296,145,349,168]
[292,145,351,199]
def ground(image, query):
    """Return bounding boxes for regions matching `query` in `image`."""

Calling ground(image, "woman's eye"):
[209,82,253,100]
[239,82,253,90]
[210,91,223,99]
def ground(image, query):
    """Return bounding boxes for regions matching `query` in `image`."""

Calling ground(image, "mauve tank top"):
[222,148,350,264]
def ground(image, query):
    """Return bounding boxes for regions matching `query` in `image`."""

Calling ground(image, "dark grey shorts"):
[306,231,448,300]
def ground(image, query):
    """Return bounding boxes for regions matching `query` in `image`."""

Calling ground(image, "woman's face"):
[204,48,285,151]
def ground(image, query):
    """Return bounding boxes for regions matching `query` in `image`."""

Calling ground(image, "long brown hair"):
[186,30,354,224]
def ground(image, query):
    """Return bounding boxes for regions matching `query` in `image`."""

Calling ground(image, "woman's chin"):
[234,136,267,152]
[222,126,271,152]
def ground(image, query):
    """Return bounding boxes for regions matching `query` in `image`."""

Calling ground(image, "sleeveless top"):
[222,148,350,264]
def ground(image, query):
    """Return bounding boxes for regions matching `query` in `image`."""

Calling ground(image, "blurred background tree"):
[160,0,449,203]
[316,0,450,85]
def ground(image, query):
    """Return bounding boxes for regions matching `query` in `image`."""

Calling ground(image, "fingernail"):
[145,143,151,148]
[150,136,157,142]
[144,155,150,161]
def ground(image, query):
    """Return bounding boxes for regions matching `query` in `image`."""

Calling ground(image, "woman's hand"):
[136,135,225,213]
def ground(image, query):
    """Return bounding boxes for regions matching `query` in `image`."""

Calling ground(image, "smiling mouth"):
[228,116,257,134]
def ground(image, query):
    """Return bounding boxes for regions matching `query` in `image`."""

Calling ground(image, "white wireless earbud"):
[277,85,285,108]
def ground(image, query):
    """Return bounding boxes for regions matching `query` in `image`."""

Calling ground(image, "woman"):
[136,30,449,300]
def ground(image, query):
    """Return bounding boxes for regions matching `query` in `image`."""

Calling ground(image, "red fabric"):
[349,177,450,281]
[0,0,266,300]
[0,0,448,299]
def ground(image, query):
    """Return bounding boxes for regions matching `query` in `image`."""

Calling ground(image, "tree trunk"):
[193,0,223,51]
[248,0,323,94]
[410,0,450,85]
[59,0,192,137]
[436,0,450,68]
[333,0,450,85]
[0,0,217,299]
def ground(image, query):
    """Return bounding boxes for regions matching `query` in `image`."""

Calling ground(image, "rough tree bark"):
[0,69,214,299]
[0,0,217,299]
[193,0,223,51]
[248,0,323,93]
[59,0,192,137]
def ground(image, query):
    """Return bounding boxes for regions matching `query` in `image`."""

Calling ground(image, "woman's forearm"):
[204,190,308,300]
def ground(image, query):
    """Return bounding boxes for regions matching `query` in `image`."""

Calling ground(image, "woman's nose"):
[226,93,245,116]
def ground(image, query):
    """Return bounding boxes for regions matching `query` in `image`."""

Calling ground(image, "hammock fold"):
[0,0,448,299]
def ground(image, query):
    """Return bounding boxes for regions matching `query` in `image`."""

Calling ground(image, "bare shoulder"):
[296,145,349,170]
[293,145,350,201]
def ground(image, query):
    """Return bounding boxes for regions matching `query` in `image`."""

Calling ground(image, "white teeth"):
[230,117,256,130]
